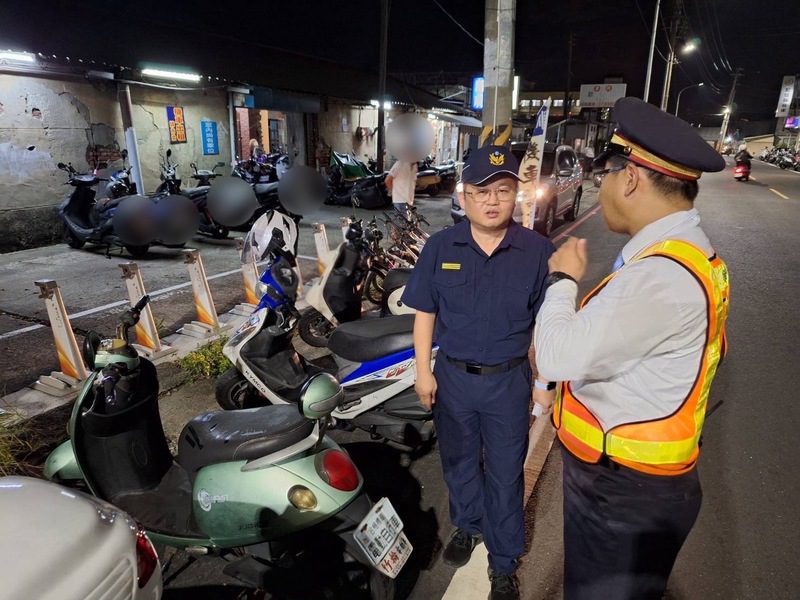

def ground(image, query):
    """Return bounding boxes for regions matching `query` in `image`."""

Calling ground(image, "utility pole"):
[482,0,516,137]
[660,0,684,111]
[564,31,574,118]
[376,0,389,172]
[718,68,743,150]
[643,0,661,102]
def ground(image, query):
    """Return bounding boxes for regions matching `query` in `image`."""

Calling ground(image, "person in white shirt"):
[385,159,418,218]
[533,97,729,600]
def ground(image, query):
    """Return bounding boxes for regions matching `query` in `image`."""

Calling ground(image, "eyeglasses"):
[592,165,625,188]
[463,186,516,203]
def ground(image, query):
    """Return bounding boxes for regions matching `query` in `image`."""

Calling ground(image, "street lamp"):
[674,82,704,117]
[660,40,699,111]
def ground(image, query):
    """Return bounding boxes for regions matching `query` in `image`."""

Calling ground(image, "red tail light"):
[316,449,360,491]
[135,527,159,588]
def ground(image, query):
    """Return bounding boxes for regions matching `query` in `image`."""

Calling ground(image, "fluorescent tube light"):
[141,68,201,83]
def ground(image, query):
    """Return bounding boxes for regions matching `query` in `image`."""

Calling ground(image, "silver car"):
[451,142,583,237]
[0,476,162,600]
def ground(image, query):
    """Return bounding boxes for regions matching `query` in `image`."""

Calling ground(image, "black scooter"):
[58,161,155,258]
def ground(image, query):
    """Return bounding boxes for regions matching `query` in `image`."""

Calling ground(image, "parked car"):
[451,142,583,237]
[0,476,162,600]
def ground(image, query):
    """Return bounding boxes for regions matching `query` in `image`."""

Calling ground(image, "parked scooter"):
[217,226,434,450]
[43,296,401,599]
[326,151,391,209]
[58,162,156,258]
[154,149,229,239]
[415,156,457,196]
[299,219,414,348]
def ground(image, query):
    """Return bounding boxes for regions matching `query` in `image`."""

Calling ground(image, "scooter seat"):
[178,404,314,472]
[181,186,208,199]
[328,314,415,363]
[255,182,279,195]
[383,268,412,293]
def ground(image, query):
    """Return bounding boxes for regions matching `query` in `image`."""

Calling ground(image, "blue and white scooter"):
[217,214,435,449]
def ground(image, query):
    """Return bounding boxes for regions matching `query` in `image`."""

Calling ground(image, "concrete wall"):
[0,73,231,251]
[317,102,378,167]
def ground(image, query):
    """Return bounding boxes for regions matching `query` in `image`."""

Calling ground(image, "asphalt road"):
[0,195,455,394]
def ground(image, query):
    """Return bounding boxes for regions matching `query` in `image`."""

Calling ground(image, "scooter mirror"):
[121,149,128,159]
[166,149,172,158]
[82,331,102,369]
[57,162,67,170]
[300,373,344,420]
[216,161,226,167]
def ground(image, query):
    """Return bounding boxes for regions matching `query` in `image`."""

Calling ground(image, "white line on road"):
[0,254,318,341]
[552,205,602,243]
[770,188,790,200]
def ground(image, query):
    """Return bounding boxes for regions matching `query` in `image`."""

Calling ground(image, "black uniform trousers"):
[561,447,702,600]
[433,355,531,575]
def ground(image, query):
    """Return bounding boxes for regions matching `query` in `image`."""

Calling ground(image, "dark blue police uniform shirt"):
[401,219,554,364]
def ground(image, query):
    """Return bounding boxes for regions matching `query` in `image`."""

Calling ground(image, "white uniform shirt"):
[535,209,714,430]
[388,161,418,205]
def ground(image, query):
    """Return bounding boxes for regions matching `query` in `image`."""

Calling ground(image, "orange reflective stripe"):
[554,239,730,475]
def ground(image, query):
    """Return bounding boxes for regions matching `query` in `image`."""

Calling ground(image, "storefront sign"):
[471,76,484,110]
[775,76,796,118]
[200,120,219,155]
[166,106,187,144]
[579,84,627,109]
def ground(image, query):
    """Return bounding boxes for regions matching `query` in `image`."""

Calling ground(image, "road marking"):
[770,188,790,200]
[553,204,601,242]
[0,254,318,341]
[749,175,757,181]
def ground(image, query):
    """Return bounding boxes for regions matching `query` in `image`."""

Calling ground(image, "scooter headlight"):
[288,485,318,511]
[255,280,269,299]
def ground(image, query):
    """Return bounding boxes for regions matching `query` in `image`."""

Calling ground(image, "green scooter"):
[44,296,399,598]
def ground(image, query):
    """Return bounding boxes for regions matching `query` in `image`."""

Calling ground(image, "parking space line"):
[0,254,318,341]
[552,204,601,243]
[770,188,790,200]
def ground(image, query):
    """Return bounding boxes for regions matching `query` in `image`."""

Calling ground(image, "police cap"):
[594,97,725,180]
[461,145,523,185]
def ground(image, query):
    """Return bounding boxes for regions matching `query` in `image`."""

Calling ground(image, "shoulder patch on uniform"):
[441,262,461,270]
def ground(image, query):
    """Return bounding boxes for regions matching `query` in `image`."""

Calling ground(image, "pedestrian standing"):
[534,97,729,600]
[402,145,555,600]
[385,159,418,218]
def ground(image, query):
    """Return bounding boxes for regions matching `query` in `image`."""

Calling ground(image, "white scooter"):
[217,224,435,449]
[299,219,414,347]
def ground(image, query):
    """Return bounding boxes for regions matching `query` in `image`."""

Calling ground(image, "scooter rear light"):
[316,449,360,492]
[135,526,159,589]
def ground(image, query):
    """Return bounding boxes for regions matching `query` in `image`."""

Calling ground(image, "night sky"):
[1,1,797,127]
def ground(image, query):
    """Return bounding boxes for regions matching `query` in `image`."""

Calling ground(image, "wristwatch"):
[545,271,577,288]
[533,379,557,391]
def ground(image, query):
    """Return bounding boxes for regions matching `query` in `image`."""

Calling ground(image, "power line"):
[430,0,484,47]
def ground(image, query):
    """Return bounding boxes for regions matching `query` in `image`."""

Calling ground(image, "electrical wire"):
[430,0,484,47]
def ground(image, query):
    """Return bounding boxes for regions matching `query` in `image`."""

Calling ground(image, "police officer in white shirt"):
[534,97,730,600]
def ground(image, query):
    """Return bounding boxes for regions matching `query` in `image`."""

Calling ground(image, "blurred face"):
[461,177,518,231]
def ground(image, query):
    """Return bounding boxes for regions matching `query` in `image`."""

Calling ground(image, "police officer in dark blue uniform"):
[402,145,555,600]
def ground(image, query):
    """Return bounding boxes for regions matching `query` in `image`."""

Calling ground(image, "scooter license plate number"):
[353,497,412,579]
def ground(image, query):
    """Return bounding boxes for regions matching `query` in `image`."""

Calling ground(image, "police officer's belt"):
[446,355,526,375]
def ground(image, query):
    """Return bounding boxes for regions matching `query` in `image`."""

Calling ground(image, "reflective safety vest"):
[553,240,730,476]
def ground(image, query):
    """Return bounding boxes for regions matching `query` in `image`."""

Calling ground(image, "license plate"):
[353,497,413,578]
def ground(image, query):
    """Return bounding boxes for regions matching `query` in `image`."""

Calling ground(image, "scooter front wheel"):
[215,367,260,410]
[64,228,85,249]
[298,309,335,347]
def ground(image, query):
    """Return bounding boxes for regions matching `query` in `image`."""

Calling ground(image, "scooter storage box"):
[78,360,173,499]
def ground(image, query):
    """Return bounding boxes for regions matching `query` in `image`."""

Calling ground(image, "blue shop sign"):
[200,120,219,155]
